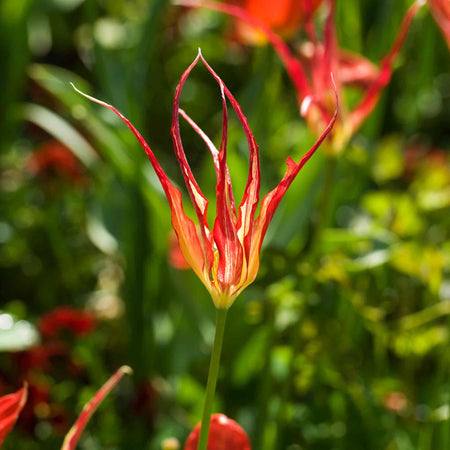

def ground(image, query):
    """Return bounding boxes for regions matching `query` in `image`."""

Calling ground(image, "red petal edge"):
[0,383,28,447]
[71,81,211,290]
[249,75,339,276]
[61,366,132,450]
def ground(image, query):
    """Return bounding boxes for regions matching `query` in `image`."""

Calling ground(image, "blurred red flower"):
[232,0,322,43]
[38,307,96,339]
[179,0,424,154]
[27,140,85,184]
[184,414,251,449]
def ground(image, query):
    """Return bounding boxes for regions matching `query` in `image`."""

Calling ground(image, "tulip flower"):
[72,50,336,310]
[184,414,251,450]
[0,384,27,447]
[73,50,336,450]
[428,0,450,49]
[177,0,424,154]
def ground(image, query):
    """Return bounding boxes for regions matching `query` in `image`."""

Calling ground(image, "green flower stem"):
[309,155,338,263]
[197,308,228,450]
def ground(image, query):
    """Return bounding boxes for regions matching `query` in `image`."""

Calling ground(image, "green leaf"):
[232,327,269,386]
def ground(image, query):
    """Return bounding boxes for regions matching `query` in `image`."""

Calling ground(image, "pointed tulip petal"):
[348,1,424,133]
[0,384,27,447]
[61,366,132,450]
[199,55,260,268]
[176,0,312,101]
[72,83,211,289]
[179,109,236,217]
[171,51,215,259]
[179,108,221,177]
[248,81,338,280]
[193,55,244,294]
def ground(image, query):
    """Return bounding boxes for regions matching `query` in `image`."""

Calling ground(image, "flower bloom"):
[178,0,424,154]
[184,413,251,450]
[38,307,96,339]
[428,0,450,49]
[232,0,323,44]
[73,51,336,308]
[27,140,85,184]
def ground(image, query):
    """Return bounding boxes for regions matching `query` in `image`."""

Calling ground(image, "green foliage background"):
[0,0,449,449]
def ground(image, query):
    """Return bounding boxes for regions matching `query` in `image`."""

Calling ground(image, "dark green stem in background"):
[198,308,228,450]
[275,155,338,447]
[309,155,338,263]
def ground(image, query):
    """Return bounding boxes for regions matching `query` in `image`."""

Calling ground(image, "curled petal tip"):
[119,365,133,375]
[70,83,112,109]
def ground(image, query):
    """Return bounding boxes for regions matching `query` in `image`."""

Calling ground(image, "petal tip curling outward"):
[61,366,132,450]
[72,78,210,297]
[0,383,28,447]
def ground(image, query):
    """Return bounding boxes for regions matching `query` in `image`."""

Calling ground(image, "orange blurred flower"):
[38,307,96,339]
[232,0,322,44]
[383,391,408,413]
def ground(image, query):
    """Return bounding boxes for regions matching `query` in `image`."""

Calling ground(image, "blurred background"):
[0,0,449,449]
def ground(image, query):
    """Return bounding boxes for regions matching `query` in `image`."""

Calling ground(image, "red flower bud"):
[184,414,251,450]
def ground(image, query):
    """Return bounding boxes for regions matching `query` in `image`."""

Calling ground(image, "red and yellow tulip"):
[72,51,336,309]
